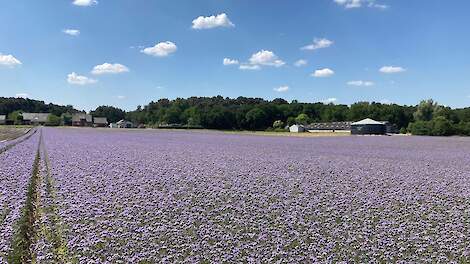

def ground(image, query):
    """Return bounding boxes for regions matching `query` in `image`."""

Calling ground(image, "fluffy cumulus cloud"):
[322,98,338,104]
[72,0,98,6]
[192,13,235,29]
[223,58,239,66]
[333,0,388,9]
[347,80,375,86]
[312,68,335,78]
[141,41,177,57]
[379,66,406,74]
[301,38,334,51]
[91,63,129,75]
[248,50,285,68]
[63,29,80,36]
[273,86,289,93]
[67,72,97,85]
[0,53,22,67]
[294,59,308,67]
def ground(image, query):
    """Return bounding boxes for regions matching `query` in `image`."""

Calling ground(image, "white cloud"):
[0,54,22,67]
[322,98,338,104]
[141,41,177,57]
[223,58,239,66]
[301,38,333,51]
[63,29,80,36]
[117,95,126,100]
[294,59,308,67]
[347,80,375,87]
[67,72,97,85]
[334,0,388,9]
[15,93,29,98]
[273,86,289,93]
[192,13,235,29]
[239,64,261,71]
[91,63,129,75]
[380,99,393,104]
[248,50,285,67]
[312,68,335,78]
[72,0,98,6]
[379,66,406,74]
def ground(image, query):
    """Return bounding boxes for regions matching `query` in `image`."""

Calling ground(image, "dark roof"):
[72,113,93,123]
[94,117,108,124]
[307,122,351,130]
[22,113,50,123]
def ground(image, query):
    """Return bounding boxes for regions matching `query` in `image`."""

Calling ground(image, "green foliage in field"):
[406,99,470,136]
[46,114,61,126]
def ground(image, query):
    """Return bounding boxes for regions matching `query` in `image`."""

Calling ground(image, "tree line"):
[1,96,470,136]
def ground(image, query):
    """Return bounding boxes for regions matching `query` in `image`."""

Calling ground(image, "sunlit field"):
[1,128,470,263]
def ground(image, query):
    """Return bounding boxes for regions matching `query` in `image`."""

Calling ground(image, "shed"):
[72,113,93,127]
[22,113,50,125]
[289,124,306,133]
[307,122,352,133]
[0,115,5,125]
[351,118,386,135]
[93,117,108,127]
[116,119,134,128]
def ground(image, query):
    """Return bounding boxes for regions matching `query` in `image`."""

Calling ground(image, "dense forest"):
[1,96,470,136]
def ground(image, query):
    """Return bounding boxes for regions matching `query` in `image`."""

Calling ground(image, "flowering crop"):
[0,130,39,262]
[38,128,470,263]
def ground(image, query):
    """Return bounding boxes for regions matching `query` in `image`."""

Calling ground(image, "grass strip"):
[40,136,70,263]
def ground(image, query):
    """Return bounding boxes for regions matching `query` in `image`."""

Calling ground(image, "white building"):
[289,124,306,133]
[116,120,134,128]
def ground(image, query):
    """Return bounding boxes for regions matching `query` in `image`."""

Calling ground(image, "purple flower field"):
[0,130,39,261]
[2,127,470,263]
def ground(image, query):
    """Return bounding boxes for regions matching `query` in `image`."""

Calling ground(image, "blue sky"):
[1,0,470,111]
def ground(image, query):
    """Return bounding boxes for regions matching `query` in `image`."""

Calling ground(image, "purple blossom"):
[3,128,470,262]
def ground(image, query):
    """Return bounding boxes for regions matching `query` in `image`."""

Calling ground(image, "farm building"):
[72,113,93,127]
[289,124,306,133]
[93,117,108,127]
[307,122,351,133]
[351,118,386,135]
[380,121,398,134]
[116,119,134,128]
[22,113,50,125]
[0,115,5,125]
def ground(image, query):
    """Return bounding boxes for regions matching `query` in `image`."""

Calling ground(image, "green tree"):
[8,110,23,125]
[61,113,72,126]
[295,113,310,125]
[46,114,61,126]
[431,116,453,136]
[182,107,202,126]
[414,99,442,121]
[162,105,183,124]
[91,106,126,123]
[407,121,433,135]
[245,108,268,130]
